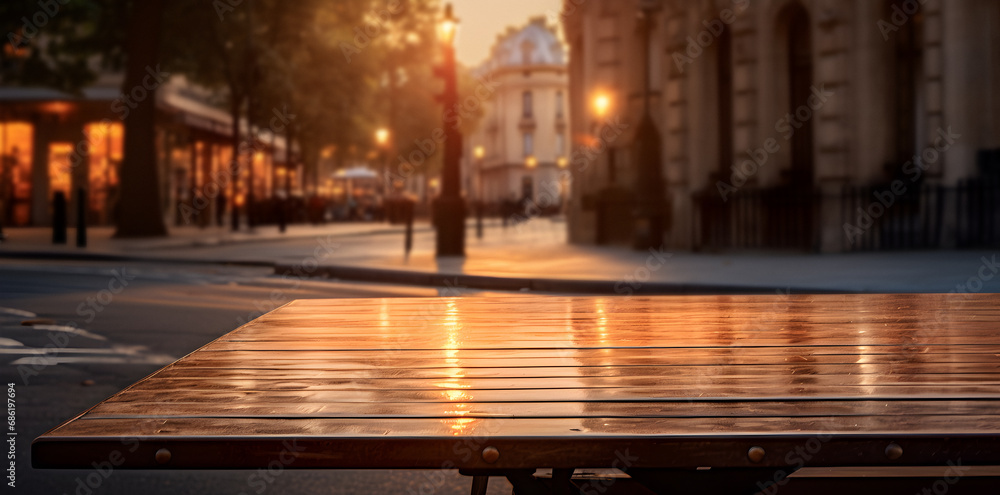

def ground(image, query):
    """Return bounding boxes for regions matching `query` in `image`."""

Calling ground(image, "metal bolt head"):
[885,443,903,460]
[482,446,500,464]
[155,448,172,465]
[747,446,766,463]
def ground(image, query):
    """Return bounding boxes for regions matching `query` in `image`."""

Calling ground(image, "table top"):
[32,294,1000,471]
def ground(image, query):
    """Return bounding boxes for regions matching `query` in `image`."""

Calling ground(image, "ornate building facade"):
[464,18,571,212]
[563,0,1000,251]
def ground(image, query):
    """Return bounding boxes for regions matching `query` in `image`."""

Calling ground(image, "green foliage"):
[0,0,128,93]
[1,0,485,184]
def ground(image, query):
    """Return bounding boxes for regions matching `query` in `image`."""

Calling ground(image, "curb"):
[0,225,433,253]
[0,250,274,267]
[274,263,855,295]
[0,250,857,295]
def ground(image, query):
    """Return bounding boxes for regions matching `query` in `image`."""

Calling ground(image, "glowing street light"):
[525,156,538,169]
[375,128,390,147]
[375,128,391,197]
[438,4,458,45]
[593,92,612,119]
[473,145,485,239]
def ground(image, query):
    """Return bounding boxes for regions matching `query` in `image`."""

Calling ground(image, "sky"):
[449,0,564,67]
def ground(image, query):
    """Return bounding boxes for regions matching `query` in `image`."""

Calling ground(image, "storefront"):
[0,82,292,228]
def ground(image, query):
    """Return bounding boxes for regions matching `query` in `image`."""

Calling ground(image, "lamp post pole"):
[474,146,484,239]
[434,3,465,256]
[633,0,667,250]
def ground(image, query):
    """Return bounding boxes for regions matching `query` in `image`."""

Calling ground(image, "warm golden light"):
[375,128,390,146]
[557,157,568,168]
[84,122,124,223]
[525,156,538,168]
[593,92,612,118]
[473,145,485,160]
[0,122,33,226]
[438,4,458,45]
[47,143,73,198]
[41,102,72,116]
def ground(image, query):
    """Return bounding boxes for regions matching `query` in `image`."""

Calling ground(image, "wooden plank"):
[100,387,1000,403]
[183,344,1000,359]
[45,415,1000,438]
[83,400,1000,420]
[118,375,1000,394]
[151,362,1000,380]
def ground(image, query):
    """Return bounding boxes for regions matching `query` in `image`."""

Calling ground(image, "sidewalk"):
[0,222,431,264]
[1,219,997,294]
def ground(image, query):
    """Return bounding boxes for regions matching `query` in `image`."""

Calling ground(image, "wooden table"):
[32,295,1000,494]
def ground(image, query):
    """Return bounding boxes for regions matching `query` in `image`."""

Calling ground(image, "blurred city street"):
[1,0,998,492]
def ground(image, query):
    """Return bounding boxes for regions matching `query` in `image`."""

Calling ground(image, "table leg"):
[470,475,489,495]
[550,469,574,495]
[506,470,555,495]
[627,467,799,494]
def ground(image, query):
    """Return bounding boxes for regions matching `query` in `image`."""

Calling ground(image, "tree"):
[2,0,169,237]
[162,0,259,230]
[0,0,126,91]
[114,0,167,237]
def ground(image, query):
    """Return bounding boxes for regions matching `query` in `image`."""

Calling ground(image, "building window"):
[48,143,73,200]
[785,2,814,186]
[0,121,33,226]
[556,91,564,118]
[84,122,123,225]
[888,0,923,168]
[522,91,533,119]
[556,134,565,155]
[523,132,534,157]
[717,25,733,178]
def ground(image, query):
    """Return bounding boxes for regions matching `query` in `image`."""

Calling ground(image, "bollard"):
[278,198,287,234]
[403,200,414,257]
[52,192,67,244]
[476,200,483,239]
[76,188,87,248]
[231,204,240,231]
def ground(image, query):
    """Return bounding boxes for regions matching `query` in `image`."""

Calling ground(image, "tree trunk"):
[114,0,167,238]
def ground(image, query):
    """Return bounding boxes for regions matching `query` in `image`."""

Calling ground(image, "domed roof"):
[484,17,565,71]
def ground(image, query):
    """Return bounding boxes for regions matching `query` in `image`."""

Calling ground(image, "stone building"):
[463,18,571,212]
[563,0,1000,251]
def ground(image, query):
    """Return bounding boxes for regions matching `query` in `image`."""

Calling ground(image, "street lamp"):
[375,128,390,146]
[593,93,611,119]
[474,145,485,239]
[375,128,390,197]
[433,3,465,256]
[591,91,616,184]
